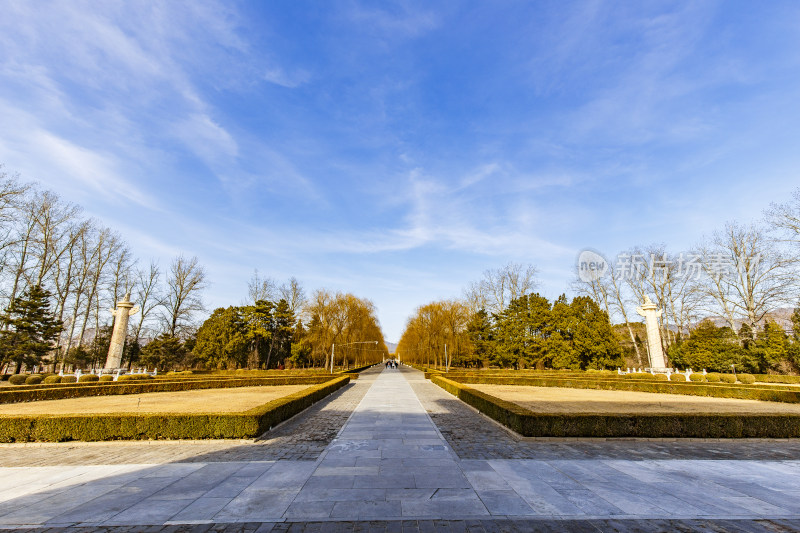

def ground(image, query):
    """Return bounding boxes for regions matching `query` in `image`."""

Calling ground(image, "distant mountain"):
[385,341,398,353]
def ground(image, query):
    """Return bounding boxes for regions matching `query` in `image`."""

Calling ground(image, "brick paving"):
[407,366,800,461]
[0,370,377,466]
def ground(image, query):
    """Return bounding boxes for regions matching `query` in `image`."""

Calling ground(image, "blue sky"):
[2,1,800,342]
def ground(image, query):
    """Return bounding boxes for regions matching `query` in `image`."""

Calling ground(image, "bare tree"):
[766,188,800,244]
[0,170,29,281]
[247,269,277,304]
[132,261,163,343]
[464,262,538,315]
[699,222,797,330]
[279,276,307,316]
[161,255,207,338]
[76,227,123,348]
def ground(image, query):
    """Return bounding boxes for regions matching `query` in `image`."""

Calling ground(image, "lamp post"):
[330,340,379,373]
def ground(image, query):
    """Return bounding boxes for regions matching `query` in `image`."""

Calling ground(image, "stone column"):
[636,295,667,369]
[104,293,139,369]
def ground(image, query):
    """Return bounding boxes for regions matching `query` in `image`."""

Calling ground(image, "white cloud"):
[264,66,310,88]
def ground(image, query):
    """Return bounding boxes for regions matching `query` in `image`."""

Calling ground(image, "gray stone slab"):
[249,461,316,490]
[294,488,387,502]
[283,500,336,519]
[102,497,193,525]
[202,475,260,498]
[401,499,489,518]
[413,473,471,489]
[462,470,512,491]
[314,466,380,477]
[215,488,299,521]
[331,500,403,519]
[555,489,626,516]
[475,490,535,516]
[0,482,123,524]
[353,474,416,489]
[169,497,233,521]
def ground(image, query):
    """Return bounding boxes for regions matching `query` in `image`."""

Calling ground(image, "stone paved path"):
[2,366,800,531]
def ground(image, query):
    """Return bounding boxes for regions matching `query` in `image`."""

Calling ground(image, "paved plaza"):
[1,367,800,531]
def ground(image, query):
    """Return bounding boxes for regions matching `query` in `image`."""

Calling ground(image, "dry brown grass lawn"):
[471,384,800,414]
[0,385,311,415]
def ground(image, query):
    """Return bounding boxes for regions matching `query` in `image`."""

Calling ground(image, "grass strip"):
[431,376,800,438]
[0,375,350,442]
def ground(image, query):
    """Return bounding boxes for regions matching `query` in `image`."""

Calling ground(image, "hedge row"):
[0,375,336,405]
[0,375,350,442]
[441,370,796,391]
[440,374,800,404]
[1,372,328,394]
[754,374,800,384]
[431,376,800,438]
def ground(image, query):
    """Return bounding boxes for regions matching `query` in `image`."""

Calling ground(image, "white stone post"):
[636,295,667,370]
[104,293,139,370]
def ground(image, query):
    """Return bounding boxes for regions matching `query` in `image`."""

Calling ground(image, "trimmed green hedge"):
[441,374,800,404]
[8,375,27,385]
[0,375,338,405]
[431,376,800,438]
[754,374,800,384]
[0,375,350,442]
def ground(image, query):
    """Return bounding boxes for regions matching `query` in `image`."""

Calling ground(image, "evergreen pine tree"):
[0,284,63,373]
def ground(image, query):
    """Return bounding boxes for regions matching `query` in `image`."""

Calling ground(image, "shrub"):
[738,374,756,385]
[628,373,657,380]
[669,373,687,382]
[706,373,721,383]
[99,375,114,382]
[689,373,705,382]
[25,375,43,385]
[61,375,77,383]
[720,374,736,384]
[8,375,28,385]
[118,374,154,381]
[78,374,99,383]
[43,375,62,384]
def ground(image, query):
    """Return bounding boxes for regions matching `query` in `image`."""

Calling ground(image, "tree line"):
[574,188,800,373]
[0,168,207,373]
[192,281,389,370]
[397,263,623,370]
